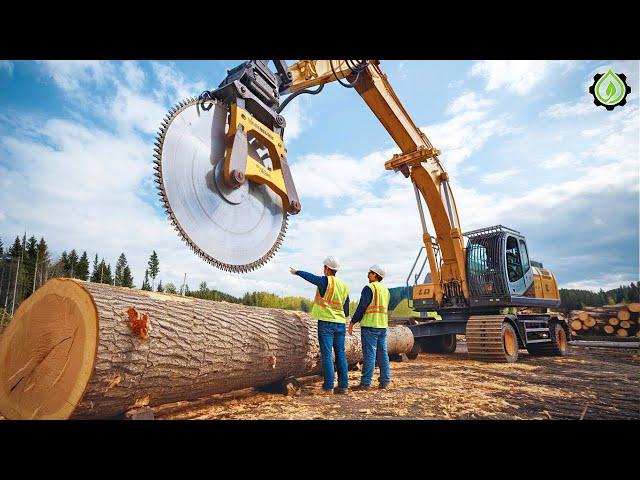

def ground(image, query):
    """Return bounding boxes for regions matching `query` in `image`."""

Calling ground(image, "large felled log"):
[0,279,414,420]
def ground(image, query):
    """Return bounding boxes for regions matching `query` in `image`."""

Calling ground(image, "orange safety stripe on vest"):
[364,284,387,314]
[313,276,344,311]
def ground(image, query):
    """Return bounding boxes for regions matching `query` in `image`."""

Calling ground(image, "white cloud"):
[563,273,638,292]
[542,152,579,169]
[121,61,145,90]
[281,99,309,141]
[110,86,168,135]
[471,60,576,95]
[0,61,13,75]
[481,168,521,184]
[540,98,596,118]
[446,91,494,115]
[290,148,396,205]
[422,110,514,173]
[38,60,115,97]
[151,62,206,104]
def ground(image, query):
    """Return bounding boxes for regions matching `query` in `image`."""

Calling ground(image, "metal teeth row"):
[154,96,288,274]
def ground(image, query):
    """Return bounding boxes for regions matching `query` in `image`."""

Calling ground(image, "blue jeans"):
[317,320,349,390]
[360,327,391,387]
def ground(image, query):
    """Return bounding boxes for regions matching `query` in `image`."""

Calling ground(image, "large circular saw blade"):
[153,97,288,273]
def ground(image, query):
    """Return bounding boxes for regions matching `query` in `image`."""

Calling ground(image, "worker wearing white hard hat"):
[349,264,391,390]
[290,256,351,394]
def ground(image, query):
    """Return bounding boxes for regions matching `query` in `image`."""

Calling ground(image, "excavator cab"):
[465,225,559,309]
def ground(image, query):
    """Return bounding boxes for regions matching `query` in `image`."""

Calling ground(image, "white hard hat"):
[369,264,386,279]
[323,256,340,271]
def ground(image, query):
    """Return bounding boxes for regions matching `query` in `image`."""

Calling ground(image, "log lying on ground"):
[0,279,414,420]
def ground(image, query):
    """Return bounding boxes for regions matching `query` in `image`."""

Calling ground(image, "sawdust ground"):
[153,341,640,420]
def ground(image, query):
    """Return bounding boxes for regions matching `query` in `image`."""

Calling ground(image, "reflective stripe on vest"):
[360,281,390,328]
[310,276,349,323]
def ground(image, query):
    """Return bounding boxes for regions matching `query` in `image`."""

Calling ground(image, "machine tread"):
[466,315,515,363]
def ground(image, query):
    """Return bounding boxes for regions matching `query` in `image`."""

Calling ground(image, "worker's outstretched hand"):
[348,322,354,336]
[289,267,297,275]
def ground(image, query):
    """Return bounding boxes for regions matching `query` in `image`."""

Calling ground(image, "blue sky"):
[0,60,638,299]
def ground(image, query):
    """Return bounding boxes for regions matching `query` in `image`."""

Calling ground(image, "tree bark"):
[0,279,414,419]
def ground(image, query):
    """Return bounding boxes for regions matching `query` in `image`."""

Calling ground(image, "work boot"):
[334,387,349,395]
[352,384,372,391]
[378,383,391,390]
[319,387,334,395]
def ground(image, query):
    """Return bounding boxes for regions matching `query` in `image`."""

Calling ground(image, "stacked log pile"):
[568,303,640,338]
[0,279,414,420]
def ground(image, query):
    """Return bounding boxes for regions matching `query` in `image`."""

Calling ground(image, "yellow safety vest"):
[310,276,350,323]
[361,281,390,328]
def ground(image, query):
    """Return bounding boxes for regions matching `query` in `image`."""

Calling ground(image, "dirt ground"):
[153,340,640,420]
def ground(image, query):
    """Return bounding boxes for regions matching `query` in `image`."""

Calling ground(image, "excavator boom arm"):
[286,60,468,304]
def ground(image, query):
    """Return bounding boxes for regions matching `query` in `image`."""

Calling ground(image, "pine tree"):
[9,236,22,257]
[90,254,100,282]
[102,263,113,285]
[60,251,69,276]
[35,238,51,287]
[199,281,207,292]
[68,249,79,278]
[142,269,152,291]
[115,253,128,286]
[156,280,164,292]
[0,237,3,256]
[122,265,134,288]
[76,251,90,281]
[24,236,38,295]
[148,251,159,290]
[165,283,177,294]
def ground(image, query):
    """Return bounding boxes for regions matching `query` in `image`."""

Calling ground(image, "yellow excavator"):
[154,60,567,363]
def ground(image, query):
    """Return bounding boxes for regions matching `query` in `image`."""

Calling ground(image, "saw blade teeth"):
[155,95,290,273]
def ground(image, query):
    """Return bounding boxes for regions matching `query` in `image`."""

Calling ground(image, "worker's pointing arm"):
[290,268,328,297]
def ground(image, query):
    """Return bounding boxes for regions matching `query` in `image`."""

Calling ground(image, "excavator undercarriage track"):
[466,315,516,363]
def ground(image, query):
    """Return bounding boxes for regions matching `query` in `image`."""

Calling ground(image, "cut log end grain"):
[603,325,615,335]
[570,320,583,331]
[609,317,619,326]
[617,310,631,321]
[578,312,589,322]
[616,328,628,337]
[619,320,631,329]
[584,317,596,327]
[0,279,98,420]
[628,303,640,313]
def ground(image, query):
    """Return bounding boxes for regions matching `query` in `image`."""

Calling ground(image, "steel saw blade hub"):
[154,97,287,273]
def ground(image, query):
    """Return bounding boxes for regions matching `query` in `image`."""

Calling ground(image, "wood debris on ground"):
[152,340,640,420]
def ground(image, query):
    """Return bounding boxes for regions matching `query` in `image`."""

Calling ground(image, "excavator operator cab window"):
[518,238,530,273]
[505,236,524,282]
